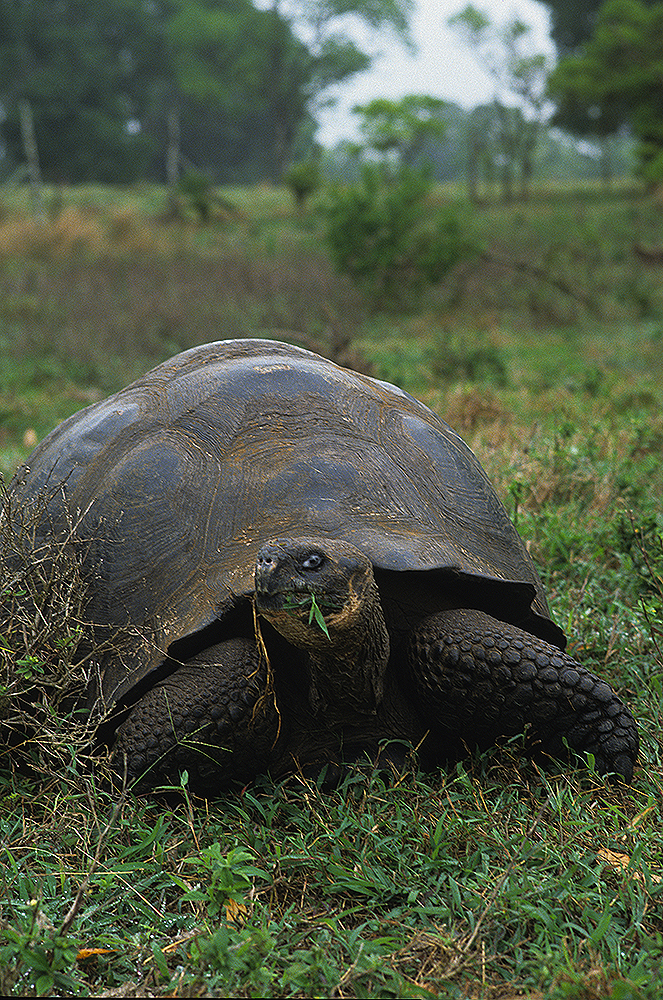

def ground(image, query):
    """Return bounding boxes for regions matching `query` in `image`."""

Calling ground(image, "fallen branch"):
[480,250,601,313]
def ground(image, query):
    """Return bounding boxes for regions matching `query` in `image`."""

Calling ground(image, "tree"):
[153,1,314,186]
[541,0,659,164]
[352,95,448,173]
[255,0,414,179]
[0,1,317,188]
[542,0,608,53]
[0,0,415,187]
[540,0,658,53]
[463,103,499,202]
[0,1,162,183]
[132,1,313,186]
[152,0,284,197]
[547,0,663,184]
[448,6,552,200]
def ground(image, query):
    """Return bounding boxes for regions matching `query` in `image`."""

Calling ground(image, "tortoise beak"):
[254,545,278,589]
[255,542,288,591]
[254,542,304,609]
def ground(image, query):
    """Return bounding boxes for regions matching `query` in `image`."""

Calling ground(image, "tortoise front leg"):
[112,637,278,794]
[408,609,639,782]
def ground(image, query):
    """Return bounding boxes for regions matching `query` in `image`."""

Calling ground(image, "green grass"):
[3,761,663,997]
[1,179,663,997]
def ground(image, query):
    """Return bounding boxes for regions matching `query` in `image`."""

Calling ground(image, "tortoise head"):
[254,537,376,646]
[254,537,390,713]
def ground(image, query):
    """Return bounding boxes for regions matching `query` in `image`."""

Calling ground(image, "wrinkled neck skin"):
[263,579,390,720]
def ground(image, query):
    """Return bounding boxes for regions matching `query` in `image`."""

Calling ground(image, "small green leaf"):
[308,593,331,639]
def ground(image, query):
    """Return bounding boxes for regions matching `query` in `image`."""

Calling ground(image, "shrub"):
[283,158,321,208]
[176,170,215,221]
[174,171,238,223]
[321,166,477,308]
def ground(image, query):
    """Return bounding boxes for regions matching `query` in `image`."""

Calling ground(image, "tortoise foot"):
[113,638,276,793]
[408,609,639,782]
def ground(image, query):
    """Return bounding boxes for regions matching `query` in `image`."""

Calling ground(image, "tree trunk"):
[466,141,480,204]
[166,102,181,213]
[520,149,533,200]
[19,99,43,216]
[600,137,613,190]
[501,163,513,203]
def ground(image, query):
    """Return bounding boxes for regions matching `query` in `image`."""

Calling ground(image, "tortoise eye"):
[302,552,324,570]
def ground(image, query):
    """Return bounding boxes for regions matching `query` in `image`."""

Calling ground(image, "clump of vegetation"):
[283,158,321,209]
[322,166,477,307]
[0,479,100,781]
[0,205,152,262]
[431,326,508,387]
[174,170,239,223]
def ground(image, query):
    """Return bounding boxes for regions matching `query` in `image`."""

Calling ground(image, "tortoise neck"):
[306,582,390,717]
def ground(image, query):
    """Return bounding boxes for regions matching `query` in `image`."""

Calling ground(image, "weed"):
[181,843,263,917]
[0,899,81,997]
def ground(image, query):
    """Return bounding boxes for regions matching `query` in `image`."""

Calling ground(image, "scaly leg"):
[408,609,638,781]
[113,638,277,793]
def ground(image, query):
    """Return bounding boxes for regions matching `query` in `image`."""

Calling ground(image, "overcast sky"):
[315,0,553,145]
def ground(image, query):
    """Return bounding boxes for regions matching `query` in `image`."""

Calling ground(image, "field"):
[1,180,662,998]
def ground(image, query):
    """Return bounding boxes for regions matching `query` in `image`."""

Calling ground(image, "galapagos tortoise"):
[8,339,638,789]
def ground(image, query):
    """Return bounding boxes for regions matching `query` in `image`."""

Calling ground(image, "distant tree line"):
[0,1,660,192]
[541,0,663,185]
[0,0,411,186]
[324,98,635,203]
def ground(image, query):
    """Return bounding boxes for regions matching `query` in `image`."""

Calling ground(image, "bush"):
[321,166,477,308]
[283,158,321,208]
[174,170,238,223]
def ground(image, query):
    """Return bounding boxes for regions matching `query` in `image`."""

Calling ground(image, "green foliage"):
[322,166,477,306]
[181,844,263,915]
[307,593,331,637]
[0,0,408,186]
[548,1,663,176]
[257,0,414,181]
[281,591,339,638]
[0,1,161,183]
[352,95,448,167]
[448,6,551,200]
[3,761,663,997]
[544,0,661,55]
[545,0,610,53]
[281,0,414,47]
[640,147,663,186]
[175,169,228,221]
[0,900,80,997]
[283,158,321,208]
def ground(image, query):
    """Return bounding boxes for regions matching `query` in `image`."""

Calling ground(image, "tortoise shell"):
[10,339,564,711]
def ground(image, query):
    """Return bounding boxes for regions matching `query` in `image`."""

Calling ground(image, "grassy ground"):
[1,181,662,998]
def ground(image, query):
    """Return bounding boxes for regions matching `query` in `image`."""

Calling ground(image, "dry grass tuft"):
[441,386,508,434]
[0,478,100,780]
[0,206,156,261]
